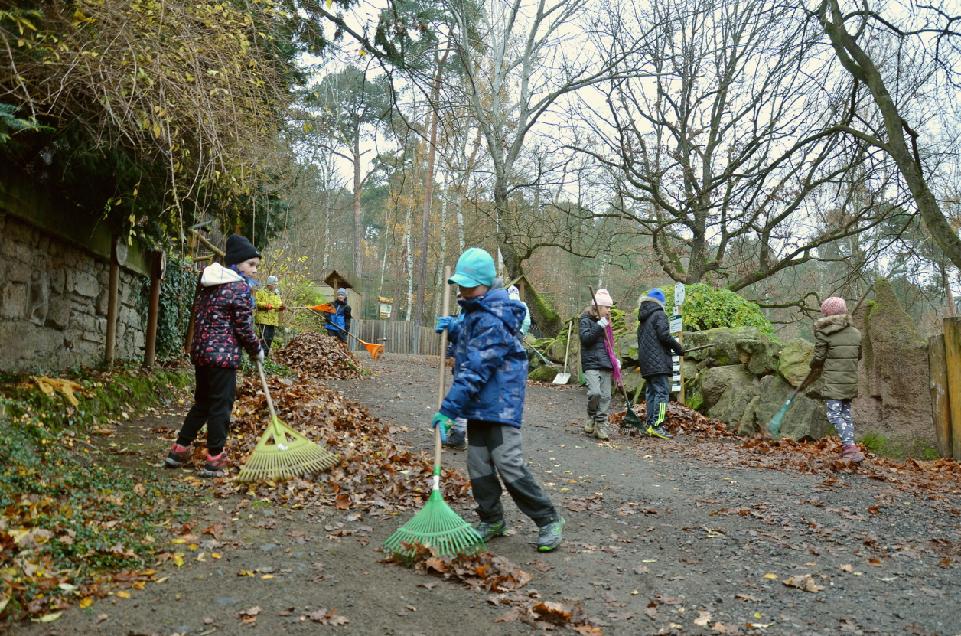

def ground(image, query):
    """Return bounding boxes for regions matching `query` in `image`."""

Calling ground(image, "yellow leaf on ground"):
[79,597,93,609]
[115,591,130,599]
[31,612,62,623]
[173,553,184,567]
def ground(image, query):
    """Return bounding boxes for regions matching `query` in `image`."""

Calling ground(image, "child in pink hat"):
[809,297,865,463]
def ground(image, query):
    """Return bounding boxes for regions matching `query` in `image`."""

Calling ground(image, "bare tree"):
[446,0,643,332]
[814,0,961,272]
[579,0,900,293]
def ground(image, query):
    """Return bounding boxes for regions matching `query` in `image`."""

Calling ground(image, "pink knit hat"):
[594,288,614,307]
[820,296,847,316]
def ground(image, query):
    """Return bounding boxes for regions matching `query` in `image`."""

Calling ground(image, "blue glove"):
[431,411,453,443]
[434,316,454,333]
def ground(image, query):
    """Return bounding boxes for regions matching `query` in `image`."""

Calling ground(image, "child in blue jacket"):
[434,248,564,552]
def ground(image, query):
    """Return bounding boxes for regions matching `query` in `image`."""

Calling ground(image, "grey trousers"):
[584,369,612,424]
[466,421,558,527]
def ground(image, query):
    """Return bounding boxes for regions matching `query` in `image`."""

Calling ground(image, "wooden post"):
[143,251,164,367]
[104,236,120,366]
[943,318,961,459]
[928,334,953,458]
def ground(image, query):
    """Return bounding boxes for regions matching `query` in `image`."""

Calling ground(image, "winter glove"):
[597,317,609,328]
[434,316,454,333]
[256,348,265,363]
[431,411,453,443]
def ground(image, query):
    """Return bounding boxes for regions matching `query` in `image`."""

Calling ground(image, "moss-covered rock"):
[749,374,833,440]
[528,365,559,382]
[701,364,757,412]
[778,338,814,387]
[707,369,760,427]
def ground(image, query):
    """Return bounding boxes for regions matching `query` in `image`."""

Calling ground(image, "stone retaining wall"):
[0,213,147,372]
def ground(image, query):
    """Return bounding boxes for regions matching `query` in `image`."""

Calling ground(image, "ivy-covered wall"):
[154,256,197,361]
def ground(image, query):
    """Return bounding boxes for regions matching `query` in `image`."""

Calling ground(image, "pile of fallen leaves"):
[274,332,365,380]
[222,374,470,512]
[386,544,601,634]
[611,402,738,439]
[610,401,961,497]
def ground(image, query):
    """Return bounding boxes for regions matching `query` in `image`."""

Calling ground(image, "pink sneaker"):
[841,444,865,463]
[165,443,191,468]
[199,451,228,478]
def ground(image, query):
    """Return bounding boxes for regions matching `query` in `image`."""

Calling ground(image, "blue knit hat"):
[647,288,666,304]
[449,248,496,288]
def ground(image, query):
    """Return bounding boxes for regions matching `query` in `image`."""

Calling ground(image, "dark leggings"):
[176,365,237,455]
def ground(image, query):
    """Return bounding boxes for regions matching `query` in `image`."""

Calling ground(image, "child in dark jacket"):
[636,289,684,439]
[810,297,865,463]
[579,288,618,441]
[165,234,264,477]
[434,248,564,552]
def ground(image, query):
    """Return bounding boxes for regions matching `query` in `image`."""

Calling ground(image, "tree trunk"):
[413,50,447,329]
[352,126,364,280]
[403,199,414,321]
[434,174,450,319]
[820,0,961,272]
[493,181,562,335]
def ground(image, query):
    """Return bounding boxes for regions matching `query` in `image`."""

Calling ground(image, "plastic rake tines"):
[235,415,339,482]
[383,489,486,559]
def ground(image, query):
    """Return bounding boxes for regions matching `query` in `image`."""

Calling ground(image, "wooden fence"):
[929,317,961,459]
[349,319,442,357]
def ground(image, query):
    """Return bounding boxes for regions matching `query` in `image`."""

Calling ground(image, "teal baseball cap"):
[449,248,496,287]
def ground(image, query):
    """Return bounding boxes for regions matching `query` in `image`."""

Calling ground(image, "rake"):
[383,266,486,559]
[302,307,385,360]
[235,361,340,482]
[767,369,818,437]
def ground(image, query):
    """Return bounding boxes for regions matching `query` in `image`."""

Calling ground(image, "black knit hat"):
[224,234,260,266]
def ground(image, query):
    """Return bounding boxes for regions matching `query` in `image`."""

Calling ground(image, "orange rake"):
[302,307,385,359]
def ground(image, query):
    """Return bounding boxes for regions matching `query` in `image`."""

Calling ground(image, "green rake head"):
[236,415,339,482]
[383,489,486,560]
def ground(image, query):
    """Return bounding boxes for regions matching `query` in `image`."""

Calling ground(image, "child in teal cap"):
[434,248,564,552]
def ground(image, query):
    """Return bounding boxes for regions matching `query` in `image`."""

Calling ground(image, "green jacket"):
[812,314,861,400]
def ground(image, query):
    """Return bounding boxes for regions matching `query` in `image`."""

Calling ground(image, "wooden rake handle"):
[256,359,282,433]
[435,266,452,472]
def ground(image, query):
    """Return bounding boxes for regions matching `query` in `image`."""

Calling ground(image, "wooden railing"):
[349,319,442,357]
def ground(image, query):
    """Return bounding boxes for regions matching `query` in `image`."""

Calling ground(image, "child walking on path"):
[579,289,618,441]
[810,297,865,463]
[636,289,684,440]
[166,235,264,477]
[433,248,564,552]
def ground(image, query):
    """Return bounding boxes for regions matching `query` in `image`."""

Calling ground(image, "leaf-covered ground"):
[16,353,961,635]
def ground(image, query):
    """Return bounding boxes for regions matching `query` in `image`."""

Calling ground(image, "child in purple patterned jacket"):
[165,235,264,477]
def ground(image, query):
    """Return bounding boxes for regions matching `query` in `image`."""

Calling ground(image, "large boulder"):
[683,327,779,374]
[745,375,833,439]
[849,279,933,451]
[528,364,560,382]
[778,338,815,387]
[739,336,782,376]
[707,375,761,428]
[701,364,756,411]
